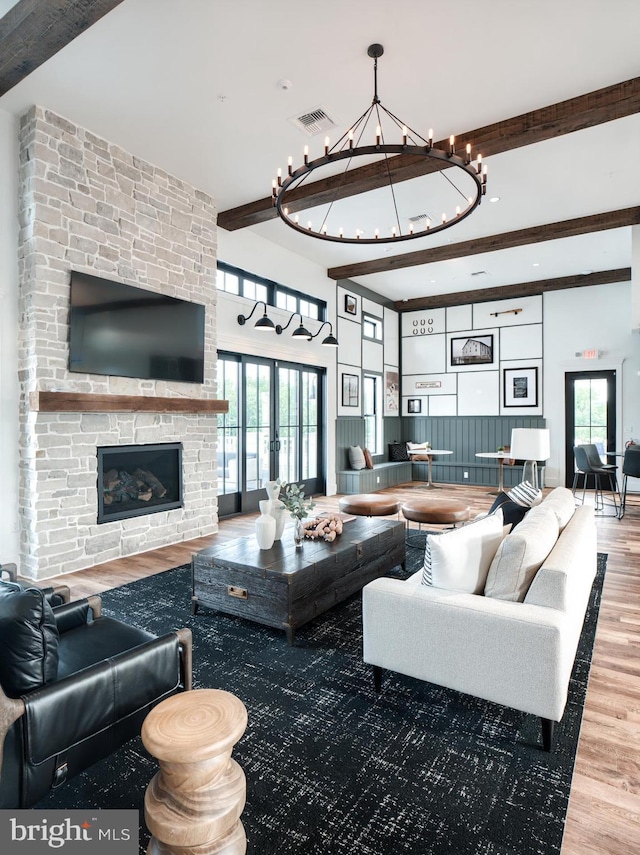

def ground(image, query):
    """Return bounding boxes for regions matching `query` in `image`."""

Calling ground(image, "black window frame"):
[217,262,326,320]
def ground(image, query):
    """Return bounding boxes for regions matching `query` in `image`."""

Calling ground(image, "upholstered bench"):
[339,494,402,517]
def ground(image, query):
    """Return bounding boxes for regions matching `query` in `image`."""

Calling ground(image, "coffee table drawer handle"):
[228,585,248,600]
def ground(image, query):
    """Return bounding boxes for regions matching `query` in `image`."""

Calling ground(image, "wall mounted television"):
[68,272,205,383]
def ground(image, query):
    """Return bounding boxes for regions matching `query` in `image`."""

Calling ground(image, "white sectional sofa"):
[362,487,597,750]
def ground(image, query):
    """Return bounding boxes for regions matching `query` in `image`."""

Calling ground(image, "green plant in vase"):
[276,479,315,547]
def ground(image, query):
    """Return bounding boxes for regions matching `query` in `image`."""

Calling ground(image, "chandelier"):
[272,44,487,245]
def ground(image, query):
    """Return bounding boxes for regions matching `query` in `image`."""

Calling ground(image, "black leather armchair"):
[0,583,192,808]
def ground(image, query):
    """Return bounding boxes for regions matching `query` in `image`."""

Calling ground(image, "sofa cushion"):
[422,508,506,594]
[348,446,366,470]
[363,448,374,469]
[0,583,60,697]
[488,491,529,529]
[507,481,543,508]
[484,505,559,602]
[541,486,576,530]
[388,442,409,462]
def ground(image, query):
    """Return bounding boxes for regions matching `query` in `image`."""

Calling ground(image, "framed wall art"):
[342,373,359,407]
[450,334,493,366]
[503,367,538,407]
[407,398,422,414]
[344,294,358,315]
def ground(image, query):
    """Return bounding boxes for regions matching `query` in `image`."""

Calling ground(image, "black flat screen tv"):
[68,272,205,383]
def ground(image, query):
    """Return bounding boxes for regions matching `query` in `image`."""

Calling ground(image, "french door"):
[217,353,324,516]
[564,370,616,488]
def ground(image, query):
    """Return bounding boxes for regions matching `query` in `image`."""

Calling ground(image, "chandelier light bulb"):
[409,222,414,234]
[449,135,455,155]
[339,226,344,238]
[375,228,379,239]
[402,126,408,145]
[304,145,309,165]
[442,213,447,223]
[287,156,293,175]
[428,128,433,148]
[277,167,282,186]
[348,129,354,149]
[376,125,381,146]
[272,179,277,198]
[392,226,397,237]
[466,143,471,164]
[324,136,330,155]
[477,153,482,173]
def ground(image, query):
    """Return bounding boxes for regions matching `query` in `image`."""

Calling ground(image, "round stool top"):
[141,689,247,763]
[401,498,471,525]
[339,494,401,516]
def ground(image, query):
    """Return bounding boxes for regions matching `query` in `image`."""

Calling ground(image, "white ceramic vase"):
[264,480,281,503]
[270,501,287,541]
[255,500,276,550]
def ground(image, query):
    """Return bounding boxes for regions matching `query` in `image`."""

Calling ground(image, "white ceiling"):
[1,0,639,303]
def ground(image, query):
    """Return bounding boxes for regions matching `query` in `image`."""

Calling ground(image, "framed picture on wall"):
[385,370,399,414]
[450,334,493,366]
[503,367,538,407]
[407,398,422,414]
[342,373,359,407]
[344,294,358,315]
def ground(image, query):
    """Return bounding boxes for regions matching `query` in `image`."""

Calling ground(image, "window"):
[217,262,324,319]
[363,374,383,454]
[363,313,383,341]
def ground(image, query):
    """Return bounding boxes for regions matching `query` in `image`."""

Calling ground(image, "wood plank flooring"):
[25,482,640,854]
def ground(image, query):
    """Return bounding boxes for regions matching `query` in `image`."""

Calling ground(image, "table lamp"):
[510,428,550,489]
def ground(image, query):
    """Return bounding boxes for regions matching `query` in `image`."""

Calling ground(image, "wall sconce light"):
[275,312,312,339]
[308,321,339,347]
[237,301,275,331]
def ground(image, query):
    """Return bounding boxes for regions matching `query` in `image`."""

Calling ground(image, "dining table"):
[408,449,453,489]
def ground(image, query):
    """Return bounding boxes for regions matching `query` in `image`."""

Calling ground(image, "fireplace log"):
[134,468,168,499]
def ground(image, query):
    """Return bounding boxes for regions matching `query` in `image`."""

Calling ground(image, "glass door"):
[217,354,324,516]
[564,370,616,488]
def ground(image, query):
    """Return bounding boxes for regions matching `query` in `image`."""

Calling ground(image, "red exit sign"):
[583,349,599,359]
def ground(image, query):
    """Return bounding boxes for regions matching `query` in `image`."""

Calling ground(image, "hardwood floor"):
[27,482,640,854]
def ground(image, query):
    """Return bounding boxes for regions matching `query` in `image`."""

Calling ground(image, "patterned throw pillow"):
[388,442,409,462]
[363,448,374,469]
[348,446,366,470]
[421,509,506,594]
[507,481,542,508]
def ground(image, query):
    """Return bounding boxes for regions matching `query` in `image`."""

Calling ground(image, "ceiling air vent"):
[289,107,337,137]
[408,214,430,224]
[471,270,488,277]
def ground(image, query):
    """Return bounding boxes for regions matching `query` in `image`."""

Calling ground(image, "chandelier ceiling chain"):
[272,43,487,245]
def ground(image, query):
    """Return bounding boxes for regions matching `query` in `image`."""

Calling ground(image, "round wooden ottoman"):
[338,494,401,517]
[401,498,471,546]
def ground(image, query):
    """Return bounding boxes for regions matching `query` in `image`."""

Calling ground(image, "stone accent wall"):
[18,106,218,580]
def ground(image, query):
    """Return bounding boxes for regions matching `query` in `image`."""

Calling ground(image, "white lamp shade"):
[510,428,550,461]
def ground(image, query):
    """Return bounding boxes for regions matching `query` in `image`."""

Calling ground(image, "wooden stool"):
[401,498,471,547]
[142,688,248,855]
[339,494,401,517]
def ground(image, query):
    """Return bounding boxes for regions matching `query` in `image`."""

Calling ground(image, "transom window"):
[217,262,323,320]
[363,313,383,341]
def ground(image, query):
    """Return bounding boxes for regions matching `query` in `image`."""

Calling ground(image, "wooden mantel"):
[30,391,229,414]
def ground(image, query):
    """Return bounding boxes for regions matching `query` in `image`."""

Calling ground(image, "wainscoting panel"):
[401,415,546,487]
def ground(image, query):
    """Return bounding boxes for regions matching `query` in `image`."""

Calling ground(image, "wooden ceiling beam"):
[0,0,126,97]
[217,75,640,232]
[328,207,640,280]
[394,268,632,312]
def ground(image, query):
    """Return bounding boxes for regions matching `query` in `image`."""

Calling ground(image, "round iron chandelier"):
[272,44,487,245]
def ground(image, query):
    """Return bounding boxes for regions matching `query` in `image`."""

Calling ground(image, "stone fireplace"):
[97,442,183,524]
[17,106,220,580]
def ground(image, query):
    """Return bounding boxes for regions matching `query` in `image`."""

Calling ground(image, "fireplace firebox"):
[97,443,183,524]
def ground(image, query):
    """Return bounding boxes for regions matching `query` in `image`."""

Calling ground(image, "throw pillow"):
[484,505,559,602]
[507,480,543,508]
[421,508,506,594]
[541,486,575,530]
[348,446,366,471]
[388,442,409,462]
[0,582,60,697]
[488,491,529,529]
[363,448,374,469]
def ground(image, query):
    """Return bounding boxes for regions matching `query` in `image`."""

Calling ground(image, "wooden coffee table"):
[192,517,405,645]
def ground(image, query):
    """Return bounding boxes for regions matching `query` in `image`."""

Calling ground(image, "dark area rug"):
[38,543,607,855]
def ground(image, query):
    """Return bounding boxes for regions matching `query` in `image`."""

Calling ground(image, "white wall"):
[543,281,640,486]
[0,108,19,563]
[217,229,339,494]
